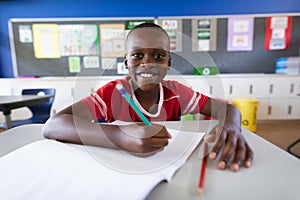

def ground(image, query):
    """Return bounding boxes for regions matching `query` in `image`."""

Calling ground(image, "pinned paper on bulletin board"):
[58,24,100,56]
[124,19,155,40]
[227,17,254,51]
[83,56,100,69]
[32,24,61,58]
[101,58,117,69]
[117,62,128,75]
[68,56,81,73]
[264,16,292,50]
[18,25,33,43]
[191,18,217,51]
[194,66,218,75]
[99,24,125,58]
[125,19,155,30]
[161,19,179,51]
[157,18,183,52]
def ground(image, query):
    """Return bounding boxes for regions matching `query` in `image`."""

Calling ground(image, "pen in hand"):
[116,83,151,126]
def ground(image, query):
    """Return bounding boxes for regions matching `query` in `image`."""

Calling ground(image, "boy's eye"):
[154,53,166,61]
[131,53,143,60]
[128,50,169,62]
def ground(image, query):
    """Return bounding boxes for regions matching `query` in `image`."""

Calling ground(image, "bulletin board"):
[159,15,300,74]
[9,14,300,77]
[9,17,155,77]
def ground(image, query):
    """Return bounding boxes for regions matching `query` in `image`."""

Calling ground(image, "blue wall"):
[1,0,300,77]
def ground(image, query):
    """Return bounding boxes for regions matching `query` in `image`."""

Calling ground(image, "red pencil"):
[197,142,208,195]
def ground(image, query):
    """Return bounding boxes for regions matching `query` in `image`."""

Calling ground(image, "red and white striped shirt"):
[82,76,208,122]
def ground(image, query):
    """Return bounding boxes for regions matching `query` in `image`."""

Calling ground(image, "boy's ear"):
[124,54,128,68]
[168,56,171,67]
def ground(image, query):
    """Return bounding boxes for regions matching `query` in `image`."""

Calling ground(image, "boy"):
[43,23,253,172]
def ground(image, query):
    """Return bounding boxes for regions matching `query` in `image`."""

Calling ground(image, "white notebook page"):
[0,128,204,200]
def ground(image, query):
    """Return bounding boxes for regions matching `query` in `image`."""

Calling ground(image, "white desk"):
[0,121,299,200]
[0,95,51,129]
[0,124,45,157]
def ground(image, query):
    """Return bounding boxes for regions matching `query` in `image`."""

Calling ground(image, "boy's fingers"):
[217,132,237,170]
[204,134,215,143]
[230,139,246,172]
[209,126,226,160]
[244,143,254,168]
[205,125,223,143]
[208,139,224,160]
[152,131,171,139]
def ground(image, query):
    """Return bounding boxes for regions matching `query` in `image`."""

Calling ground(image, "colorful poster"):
[58,25,99,56]
[227,17,254,51]
[264,16,292,50]
[192,18,217,51]
[99,24,125,58]
[32,24,60,58]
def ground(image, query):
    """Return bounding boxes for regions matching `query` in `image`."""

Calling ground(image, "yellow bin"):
[232,98,259,132]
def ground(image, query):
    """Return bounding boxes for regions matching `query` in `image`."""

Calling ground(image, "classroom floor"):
[0,120,299,158]
[255,120,300,159]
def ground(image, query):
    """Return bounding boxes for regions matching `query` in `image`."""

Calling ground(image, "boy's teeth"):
[140,73,153,78]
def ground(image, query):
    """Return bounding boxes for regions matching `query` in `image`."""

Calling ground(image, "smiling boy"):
[43,23,253,172]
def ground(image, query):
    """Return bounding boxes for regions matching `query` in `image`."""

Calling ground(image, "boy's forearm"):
[43,114,120,149]
[202,98,241,125]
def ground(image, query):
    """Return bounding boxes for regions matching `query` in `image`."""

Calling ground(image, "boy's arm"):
[43,101,171,156]
[200,97,254,172]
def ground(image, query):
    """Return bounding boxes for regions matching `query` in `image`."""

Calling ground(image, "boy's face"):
[124,27,171,91]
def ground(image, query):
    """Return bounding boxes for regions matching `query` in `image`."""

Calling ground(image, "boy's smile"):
[133,63,167,87]
[138,72,157,78]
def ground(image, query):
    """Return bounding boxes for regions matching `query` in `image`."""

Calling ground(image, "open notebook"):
[0,128,204,200]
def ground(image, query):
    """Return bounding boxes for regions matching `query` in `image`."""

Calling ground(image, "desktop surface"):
[147,120,300,200]
[0,121,299,200]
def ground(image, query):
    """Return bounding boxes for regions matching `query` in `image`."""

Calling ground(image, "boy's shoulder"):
[162,79,189,89]
[162,79,194,95]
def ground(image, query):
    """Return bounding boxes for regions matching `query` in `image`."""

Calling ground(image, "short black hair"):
[127,22,170,41]
[133,22,164,29]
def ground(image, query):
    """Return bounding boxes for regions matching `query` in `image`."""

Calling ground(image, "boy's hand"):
[115,123,172,157]
[204,123,254,172]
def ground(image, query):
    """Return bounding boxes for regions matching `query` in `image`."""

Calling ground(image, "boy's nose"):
[141,55,154,65]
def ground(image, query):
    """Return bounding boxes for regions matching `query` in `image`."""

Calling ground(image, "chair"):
[287,138,300,159]
[2,88,56,128]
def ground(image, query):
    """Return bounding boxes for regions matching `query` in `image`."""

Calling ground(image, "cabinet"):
[224,75,271,120]
[269,76,300,98]
[228,76,270,99]
[267,76,300,119]
[178,74,300,120]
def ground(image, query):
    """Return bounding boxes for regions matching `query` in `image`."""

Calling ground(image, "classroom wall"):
[1,0,300,78]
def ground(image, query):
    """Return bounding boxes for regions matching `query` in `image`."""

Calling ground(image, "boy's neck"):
[134,85,160,114]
